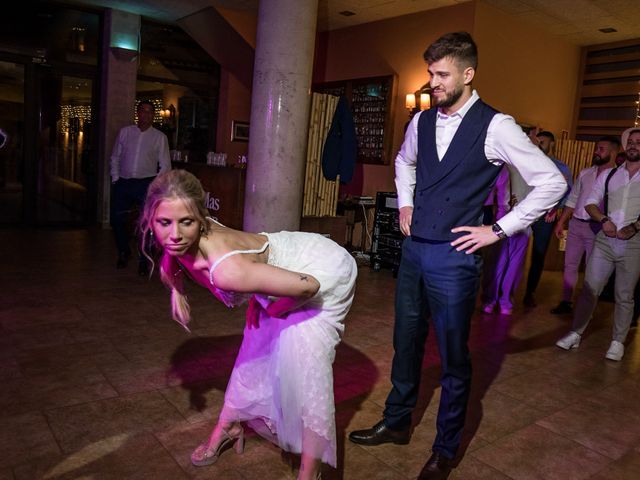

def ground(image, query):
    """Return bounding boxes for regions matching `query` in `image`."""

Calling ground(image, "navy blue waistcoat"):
[411,99,502,241]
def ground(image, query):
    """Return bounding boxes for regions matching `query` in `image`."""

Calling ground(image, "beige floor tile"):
[537,401,640,460]
[45,391,186,453]
[465,389,548,444]
[491,368,597,413]
[471,424,611,480]
[449,455,512,479]
[588,448,640,480]
[0,412,60,469]
[0,371,118,416]
[586,379,640,421]
[12,433,188,480]
[338,445,407,480]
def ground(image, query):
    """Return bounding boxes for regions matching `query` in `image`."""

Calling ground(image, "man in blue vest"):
[348,32,566,480]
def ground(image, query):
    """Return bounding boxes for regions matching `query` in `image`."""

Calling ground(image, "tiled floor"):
[1,227,639,479]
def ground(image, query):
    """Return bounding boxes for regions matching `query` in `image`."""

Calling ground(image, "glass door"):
[0,60,25,223]
[36,72,95,225]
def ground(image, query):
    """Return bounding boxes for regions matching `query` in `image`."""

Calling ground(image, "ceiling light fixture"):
[598,27,617,33]
[339,11,356,16]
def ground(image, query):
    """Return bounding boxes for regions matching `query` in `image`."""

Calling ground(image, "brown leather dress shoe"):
[348,420,410,446]
[417,452,452,480]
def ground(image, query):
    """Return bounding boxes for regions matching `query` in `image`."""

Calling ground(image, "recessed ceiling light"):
[599,27,617,33]
[339,10,356,16]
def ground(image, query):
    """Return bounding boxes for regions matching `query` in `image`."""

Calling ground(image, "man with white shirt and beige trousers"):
[557,129,640,361]
[550,136,619,315]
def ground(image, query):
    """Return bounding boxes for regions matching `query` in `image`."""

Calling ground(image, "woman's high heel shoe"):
[191,427,245,467]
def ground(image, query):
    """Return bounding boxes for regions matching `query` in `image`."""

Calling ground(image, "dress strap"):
[207,217,225,227]
[209,241,270,285]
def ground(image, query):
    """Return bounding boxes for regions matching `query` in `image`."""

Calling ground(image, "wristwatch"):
[600,216,610,224]
[491,223,507,240]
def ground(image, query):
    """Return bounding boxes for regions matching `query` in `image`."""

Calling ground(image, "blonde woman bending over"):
[139,170,357,479]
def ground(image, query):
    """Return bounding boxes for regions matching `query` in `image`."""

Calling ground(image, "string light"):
[635,91,640,127]
[60,105,91,133]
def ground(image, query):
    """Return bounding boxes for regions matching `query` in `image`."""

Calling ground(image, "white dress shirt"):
[395,90,567,236]
[110,125,171,181]
[565,165,608,221]
[586,162,640,228]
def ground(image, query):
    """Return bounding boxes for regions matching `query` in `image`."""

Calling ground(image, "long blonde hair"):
[139,170,211,330]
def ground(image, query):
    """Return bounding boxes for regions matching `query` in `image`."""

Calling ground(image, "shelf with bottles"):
[313,75,396,165]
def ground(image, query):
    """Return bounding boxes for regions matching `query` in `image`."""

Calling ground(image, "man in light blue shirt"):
[523,130,573,307]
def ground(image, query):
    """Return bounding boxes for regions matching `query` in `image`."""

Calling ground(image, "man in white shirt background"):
[110,100,171,274]
[348,32,566,480]
[556,129,640,361]
[550,136,619,315]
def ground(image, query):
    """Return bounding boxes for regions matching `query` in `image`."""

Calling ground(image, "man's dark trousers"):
[383,236,481,459]
[111,177,154,257]
[526,217,555,295]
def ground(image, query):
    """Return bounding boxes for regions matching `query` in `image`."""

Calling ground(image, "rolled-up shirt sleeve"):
[564,172,582,209]
[394,113,421,208]
[485,115,567,236]
[584,167,608,209]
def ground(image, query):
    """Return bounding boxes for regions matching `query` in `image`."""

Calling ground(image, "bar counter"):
[172,162,246,230]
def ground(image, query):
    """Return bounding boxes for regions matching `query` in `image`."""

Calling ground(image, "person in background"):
[110,100,171,275]
[556,129,640,361]
[482,165,532,315]
[523,131,573,307]
[550,136,619,314]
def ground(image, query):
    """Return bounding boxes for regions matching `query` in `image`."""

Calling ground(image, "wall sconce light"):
[405,93,416,111]
[160,104,176,128]
[406,85,432,117]
[420,93,431,111]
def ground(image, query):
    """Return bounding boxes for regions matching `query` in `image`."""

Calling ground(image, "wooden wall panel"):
[572,38,640,142]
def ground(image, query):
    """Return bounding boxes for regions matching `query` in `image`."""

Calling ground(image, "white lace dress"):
[210,231,358,467]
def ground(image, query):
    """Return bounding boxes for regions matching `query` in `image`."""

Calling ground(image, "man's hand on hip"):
[451,225,501,254]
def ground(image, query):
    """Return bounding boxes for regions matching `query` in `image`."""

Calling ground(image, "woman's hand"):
[246,295,263,330]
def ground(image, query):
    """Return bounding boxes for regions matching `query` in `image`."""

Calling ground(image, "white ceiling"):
[71,0,640,46]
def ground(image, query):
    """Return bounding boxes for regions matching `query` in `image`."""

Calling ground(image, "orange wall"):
[213,7,256,163]
[314,2,476,197]
[313,0,581,196]
[472,1,580,137]
[216,6,257,48]
[216,70,251,164]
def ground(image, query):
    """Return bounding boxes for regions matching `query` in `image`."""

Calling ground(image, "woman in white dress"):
[139,170,357,479]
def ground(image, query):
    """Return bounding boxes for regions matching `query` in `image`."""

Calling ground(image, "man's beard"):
[592,154,609,166]
[432,84,464,109]
[626,149,639,162]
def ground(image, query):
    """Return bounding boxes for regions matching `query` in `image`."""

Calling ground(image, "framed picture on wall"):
[231,120,250,142]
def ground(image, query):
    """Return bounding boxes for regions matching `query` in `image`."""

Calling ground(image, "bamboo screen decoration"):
[555,138,596,180]
[302,93,341,217]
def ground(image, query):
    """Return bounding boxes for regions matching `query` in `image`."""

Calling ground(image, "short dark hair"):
[137,100,155,112]
[423,32,478,69]
[537,131,555,142]
[598,135,621,147]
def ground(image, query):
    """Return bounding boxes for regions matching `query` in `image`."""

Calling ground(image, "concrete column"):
[97,9,140,226]
[243,0,319,232]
